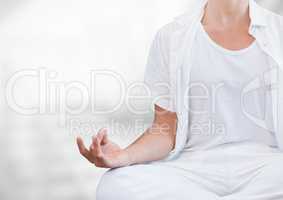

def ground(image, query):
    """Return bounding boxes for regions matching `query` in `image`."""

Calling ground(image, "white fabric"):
[185,22,277,151]
[97,142,283,200]
[96,1,283,199]
[144,0,283,160]
[98,12,283,196]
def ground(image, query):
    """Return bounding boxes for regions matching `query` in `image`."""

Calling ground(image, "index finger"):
[76,137,90,157]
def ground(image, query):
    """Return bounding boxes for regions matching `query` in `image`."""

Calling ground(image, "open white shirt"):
[185,22,277,151]
[144,0,283,160]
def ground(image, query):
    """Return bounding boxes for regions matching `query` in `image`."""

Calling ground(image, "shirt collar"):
[249,0,267,27]
[175,0,268,28]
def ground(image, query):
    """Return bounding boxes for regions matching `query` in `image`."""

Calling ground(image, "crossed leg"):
[223,153,283,200]
[96,163,220,200]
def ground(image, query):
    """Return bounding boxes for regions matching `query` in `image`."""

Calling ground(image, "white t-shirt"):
[185,22,277,151]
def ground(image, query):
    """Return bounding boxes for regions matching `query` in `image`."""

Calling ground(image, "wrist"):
[122,148,134,166]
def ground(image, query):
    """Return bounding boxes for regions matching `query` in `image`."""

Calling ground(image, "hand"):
[76,129,131,168]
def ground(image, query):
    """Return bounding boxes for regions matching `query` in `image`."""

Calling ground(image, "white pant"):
[96,143,283,200]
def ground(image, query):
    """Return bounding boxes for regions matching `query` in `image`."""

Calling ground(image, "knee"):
[96,167,135,200]
[96,169,122,200]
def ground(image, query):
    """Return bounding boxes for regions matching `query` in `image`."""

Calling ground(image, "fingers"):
[92,128,108,145]
[77,128,109,165]
[91,135,103,158]
[98,128,109,145]
[101,129,109,145]
[76,137,90,159]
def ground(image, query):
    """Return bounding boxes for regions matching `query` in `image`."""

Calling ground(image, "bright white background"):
[0,0,282,199]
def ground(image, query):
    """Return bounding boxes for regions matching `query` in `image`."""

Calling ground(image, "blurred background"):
[0,0,282,199]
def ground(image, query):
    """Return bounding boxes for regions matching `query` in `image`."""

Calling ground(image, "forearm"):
[76,105,177,169]
[124,124,176,165]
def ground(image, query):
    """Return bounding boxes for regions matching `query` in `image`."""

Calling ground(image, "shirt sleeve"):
[144,29,176,112]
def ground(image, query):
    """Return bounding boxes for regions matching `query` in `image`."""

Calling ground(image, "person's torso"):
[185,22,277,151]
